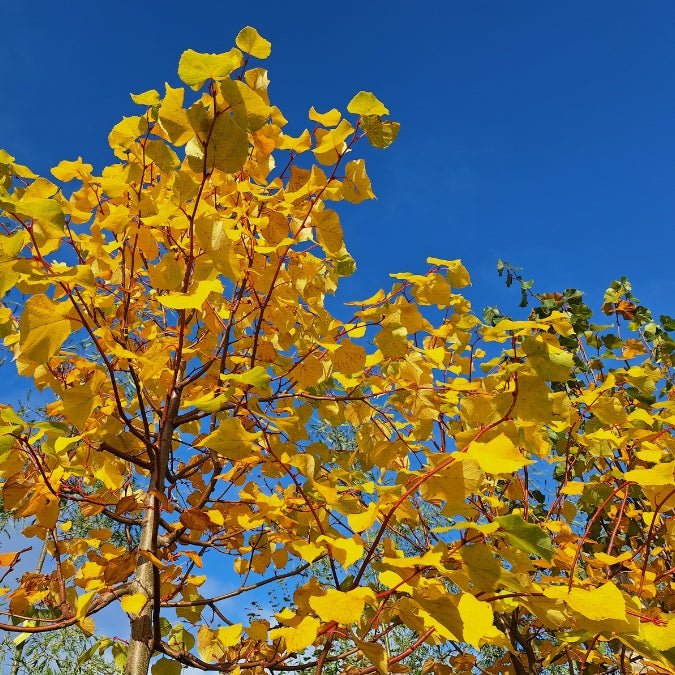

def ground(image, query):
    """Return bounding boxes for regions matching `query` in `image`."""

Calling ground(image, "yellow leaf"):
[217,623,243,647]
[158,279,223,310]
[130,89,160,106]
[457,593,499,649]
[158,84,193,146]
[51,157,93,182]
[121,593,147,616]
[624,461,675,486]
[315,209,343,254]
[347,503,379,532]
[356,639,389,674]
[309,587,375,624]
[76,591,96,619]
[196,417,260,461]
[178,48,243,88]
[0,553,18,567]
[347,92,389,116]
[332,339,366,375]
[317,535,364,569]
[19,294,72,364]
[545,582,627,622]
[236,26,272,59]
[466,434,533,475]
[343,159,375,203]
[270,616,320,653]
[309,107,341,126]
[293,540,324,563]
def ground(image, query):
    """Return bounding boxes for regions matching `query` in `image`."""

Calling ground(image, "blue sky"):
[3,1,675,320]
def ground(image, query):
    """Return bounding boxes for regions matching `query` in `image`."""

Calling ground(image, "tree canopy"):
[2,26,675,675]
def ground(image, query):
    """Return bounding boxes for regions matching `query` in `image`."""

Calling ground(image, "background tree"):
[2,25,675,675]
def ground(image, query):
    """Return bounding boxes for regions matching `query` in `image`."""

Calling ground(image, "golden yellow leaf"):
[466,434,533,475]
[309,588,375,624]
[457,593,499,649]
[197,417,260,461]
[270,616,320,653]
[121,593,147,616]
[236,26,272,59]
[347,92,389,116]
[158,279,224,310]
[624,461,675,486]
[347,503,379,532]
[178,48,243,88]
[19,295,72,364]
[332,339,366,375]
[309,106,341,126]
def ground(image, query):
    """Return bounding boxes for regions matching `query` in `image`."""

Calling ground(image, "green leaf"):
[496,513,554,561]
[521,336,574,382]
[361,116,400,149]
[145,140,180,173]
[205,114,249,174]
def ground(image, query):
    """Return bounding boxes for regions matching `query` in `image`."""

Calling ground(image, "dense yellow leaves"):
[4,25,675,675]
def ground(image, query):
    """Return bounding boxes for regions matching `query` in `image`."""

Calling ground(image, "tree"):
[1,24,675,675]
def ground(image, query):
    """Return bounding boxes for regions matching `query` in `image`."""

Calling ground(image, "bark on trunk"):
[124,389,180,675]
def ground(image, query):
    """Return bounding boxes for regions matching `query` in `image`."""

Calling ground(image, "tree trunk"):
[124,389,180,675]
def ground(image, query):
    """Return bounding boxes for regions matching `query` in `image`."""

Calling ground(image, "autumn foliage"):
[2,26,675,675]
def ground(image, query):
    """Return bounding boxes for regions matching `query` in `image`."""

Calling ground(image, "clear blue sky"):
[3,1,675,320]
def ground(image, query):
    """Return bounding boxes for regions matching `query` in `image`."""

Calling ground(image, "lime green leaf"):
[495,513,554,561]
[236,26,272,59]
[347,92,389,116]
[16,198,64,230]
[178,49,243,88]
